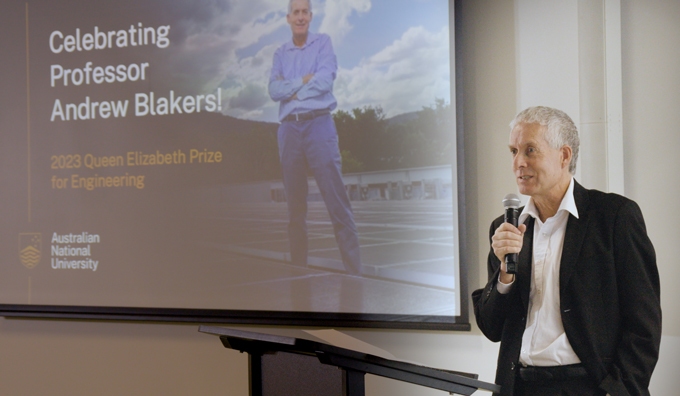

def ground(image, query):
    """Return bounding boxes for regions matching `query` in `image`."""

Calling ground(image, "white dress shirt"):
[498,178,582,367]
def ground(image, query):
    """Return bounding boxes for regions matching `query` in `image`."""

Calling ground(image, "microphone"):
[502,193,521,274]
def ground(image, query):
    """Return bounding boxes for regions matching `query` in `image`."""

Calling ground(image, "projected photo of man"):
[268,0,362,275]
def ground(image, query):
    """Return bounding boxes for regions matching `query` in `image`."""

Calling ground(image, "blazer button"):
[511,362,516,371]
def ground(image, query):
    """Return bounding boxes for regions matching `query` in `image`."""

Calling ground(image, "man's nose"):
[513,154,526,169]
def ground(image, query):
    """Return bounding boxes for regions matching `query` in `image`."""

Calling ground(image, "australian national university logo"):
[19,233,42,269]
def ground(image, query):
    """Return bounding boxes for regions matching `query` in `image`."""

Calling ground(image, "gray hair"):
[510,106,580,174]
[288,0,312,14]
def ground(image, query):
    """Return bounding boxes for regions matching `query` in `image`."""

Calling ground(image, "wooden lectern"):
[199,325,500,396]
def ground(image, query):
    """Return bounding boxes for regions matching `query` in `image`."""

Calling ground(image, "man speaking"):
[268,0,361,275]
[473,106,661,395]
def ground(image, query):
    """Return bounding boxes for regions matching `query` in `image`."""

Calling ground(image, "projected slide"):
[0,0,460,323]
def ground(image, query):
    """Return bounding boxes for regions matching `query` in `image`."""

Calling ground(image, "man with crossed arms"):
[268,0,361,275]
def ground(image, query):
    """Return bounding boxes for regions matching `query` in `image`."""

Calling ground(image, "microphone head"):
[503,193,521,209]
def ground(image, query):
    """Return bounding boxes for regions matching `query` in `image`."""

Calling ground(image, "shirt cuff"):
[496,274,514,294]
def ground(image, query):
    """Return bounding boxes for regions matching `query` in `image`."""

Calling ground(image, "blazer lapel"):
[559,181,590,290]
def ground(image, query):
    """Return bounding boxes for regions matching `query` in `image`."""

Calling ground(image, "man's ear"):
[561,145,572,169]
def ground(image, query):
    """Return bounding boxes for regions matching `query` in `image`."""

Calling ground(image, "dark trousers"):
[515,375,605,396]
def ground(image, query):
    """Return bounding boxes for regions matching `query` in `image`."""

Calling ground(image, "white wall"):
[620,0,680,392]
[1,1,678,395]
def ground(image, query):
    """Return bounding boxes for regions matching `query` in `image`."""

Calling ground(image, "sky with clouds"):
[166,0,451,122]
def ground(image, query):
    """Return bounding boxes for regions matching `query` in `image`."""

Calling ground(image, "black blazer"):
[472,181,661,396]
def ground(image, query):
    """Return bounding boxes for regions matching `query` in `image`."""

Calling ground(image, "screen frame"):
[1,0,470,331]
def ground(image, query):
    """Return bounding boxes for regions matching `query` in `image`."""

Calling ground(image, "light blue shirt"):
[268,32,337,122]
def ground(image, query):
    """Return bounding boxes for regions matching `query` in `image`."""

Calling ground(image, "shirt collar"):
[519,177,579,224]
[283,32,319,51]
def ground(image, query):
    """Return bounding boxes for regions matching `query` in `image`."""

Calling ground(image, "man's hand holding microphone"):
[492,194,525,284]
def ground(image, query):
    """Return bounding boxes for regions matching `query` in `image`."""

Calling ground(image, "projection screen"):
[0,0,468,329]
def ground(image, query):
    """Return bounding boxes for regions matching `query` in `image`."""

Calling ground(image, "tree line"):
[334,99,453,173]
[212,99,454,184]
